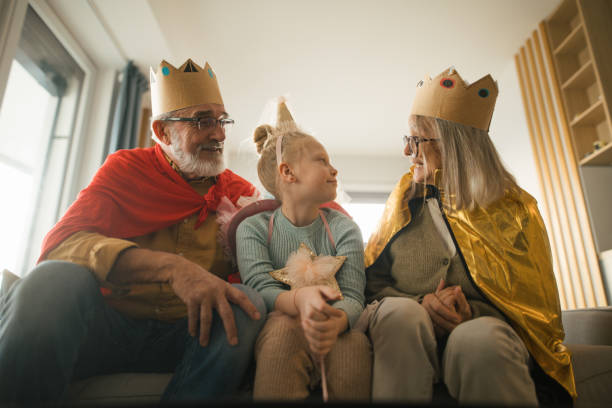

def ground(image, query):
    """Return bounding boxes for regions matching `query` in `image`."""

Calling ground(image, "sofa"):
[1,268,611,405]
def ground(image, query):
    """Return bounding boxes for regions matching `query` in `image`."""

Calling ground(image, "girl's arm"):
[236,214,343,319]
[328,213,367,328]
[236,215,287,314]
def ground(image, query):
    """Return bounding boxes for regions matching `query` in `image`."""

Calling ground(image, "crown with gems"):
[149,59,224,117]
[410,67,498,131]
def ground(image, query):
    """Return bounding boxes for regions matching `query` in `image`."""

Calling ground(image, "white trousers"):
[367,297,539,405]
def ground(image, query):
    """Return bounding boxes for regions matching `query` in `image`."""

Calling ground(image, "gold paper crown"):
[149,59,224,117]
[410,67,498,131]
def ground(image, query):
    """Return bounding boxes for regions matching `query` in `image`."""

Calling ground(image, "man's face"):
[157,103,229,177]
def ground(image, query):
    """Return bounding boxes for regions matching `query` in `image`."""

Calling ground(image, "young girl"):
[236,100,371,401]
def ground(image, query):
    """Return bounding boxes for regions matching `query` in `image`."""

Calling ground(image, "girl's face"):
[289,138,338,205]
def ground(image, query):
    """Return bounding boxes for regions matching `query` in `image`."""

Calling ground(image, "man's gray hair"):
[150,107,190,144]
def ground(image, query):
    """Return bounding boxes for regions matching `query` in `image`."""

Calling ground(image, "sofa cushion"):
[66,373,172,403]
[567,344,612,408]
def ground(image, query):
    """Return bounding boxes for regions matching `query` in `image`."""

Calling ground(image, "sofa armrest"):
[562,307,612,346]
[1,269,20,298]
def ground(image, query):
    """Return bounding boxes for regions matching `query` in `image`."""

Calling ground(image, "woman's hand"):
[436,285,472,322]
[294,286,345,356]
[422,279,471,337]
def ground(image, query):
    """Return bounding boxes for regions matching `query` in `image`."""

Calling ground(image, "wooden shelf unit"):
[580,141,612,166]
[516,0,612,307]
[547,0,612,165]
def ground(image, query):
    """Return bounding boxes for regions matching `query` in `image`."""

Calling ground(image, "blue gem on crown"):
[478,89,489,98]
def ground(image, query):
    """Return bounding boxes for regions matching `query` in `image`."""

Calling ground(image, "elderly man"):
[0,59,266,402]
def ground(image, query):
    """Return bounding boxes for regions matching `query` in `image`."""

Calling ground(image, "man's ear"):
[152,120,171,145]
[278,163,296,183]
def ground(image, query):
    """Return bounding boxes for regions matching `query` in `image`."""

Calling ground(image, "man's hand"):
[169,258,261,347]
[110,248,261,347]
[294,286,345,357]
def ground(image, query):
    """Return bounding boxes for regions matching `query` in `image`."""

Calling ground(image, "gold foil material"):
[364,170,576,397]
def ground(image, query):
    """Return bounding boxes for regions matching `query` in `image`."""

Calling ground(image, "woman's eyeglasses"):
[402,135,439,156]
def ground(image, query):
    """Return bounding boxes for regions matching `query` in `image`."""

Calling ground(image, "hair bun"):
[253,124,274,154]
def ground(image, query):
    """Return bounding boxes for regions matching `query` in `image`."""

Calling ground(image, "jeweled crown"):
[149,59,223,117]
[410,67,498,131]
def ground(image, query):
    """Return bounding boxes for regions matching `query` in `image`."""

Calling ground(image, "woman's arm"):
[365,245,424,302]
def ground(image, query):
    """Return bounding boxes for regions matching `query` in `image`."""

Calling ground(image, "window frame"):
[29,0,96,214]
[0,0,96,273]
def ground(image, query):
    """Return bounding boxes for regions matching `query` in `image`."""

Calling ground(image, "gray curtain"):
[105,60,148,156]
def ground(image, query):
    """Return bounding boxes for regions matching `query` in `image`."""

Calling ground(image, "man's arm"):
[49,232,261,347]
[110,247,262,347]
[45,231,137,281]
[107,247,175,284]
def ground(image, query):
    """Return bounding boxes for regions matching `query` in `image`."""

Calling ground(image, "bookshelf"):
[547,0,612,166]
[515,0,612,308]
[543,0,612,305]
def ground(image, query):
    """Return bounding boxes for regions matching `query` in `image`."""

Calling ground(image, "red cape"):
[39,144,255,263]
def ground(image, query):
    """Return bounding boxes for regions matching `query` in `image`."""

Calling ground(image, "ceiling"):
[49,0,561,156]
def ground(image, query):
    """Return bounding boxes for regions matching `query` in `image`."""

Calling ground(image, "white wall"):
[228,58,543,207]
[490,60,543,205]
[227,147,410,199]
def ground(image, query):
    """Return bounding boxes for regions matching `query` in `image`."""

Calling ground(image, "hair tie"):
[276,133,284,165]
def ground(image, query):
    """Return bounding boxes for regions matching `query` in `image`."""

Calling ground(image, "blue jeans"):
[0,261,266,402]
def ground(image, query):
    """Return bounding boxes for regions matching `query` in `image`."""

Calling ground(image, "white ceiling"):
[49,0,561,157]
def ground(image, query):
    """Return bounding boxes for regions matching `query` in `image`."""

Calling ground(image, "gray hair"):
[410,115,518,211]
[150,107,190,144]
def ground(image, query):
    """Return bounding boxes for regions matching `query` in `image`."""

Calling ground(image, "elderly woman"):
[361,68,575,405]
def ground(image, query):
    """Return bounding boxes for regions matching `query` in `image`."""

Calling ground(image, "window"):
[0,6,84,275]
[343,192,389,244]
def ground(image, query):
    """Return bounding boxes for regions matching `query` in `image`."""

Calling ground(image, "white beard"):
[169,131,226,177]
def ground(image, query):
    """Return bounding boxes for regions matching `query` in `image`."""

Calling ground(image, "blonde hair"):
[253,123,313,200]
[409,115,518,211]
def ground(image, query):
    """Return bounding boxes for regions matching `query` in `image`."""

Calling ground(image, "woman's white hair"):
[410,115,518,211]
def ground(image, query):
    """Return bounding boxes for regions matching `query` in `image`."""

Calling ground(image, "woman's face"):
[404,123,442,185]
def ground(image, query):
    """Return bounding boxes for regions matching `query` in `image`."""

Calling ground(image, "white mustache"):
[196,142,224,153]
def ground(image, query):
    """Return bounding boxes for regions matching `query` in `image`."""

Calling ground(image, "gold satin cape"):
[364,171,576,397]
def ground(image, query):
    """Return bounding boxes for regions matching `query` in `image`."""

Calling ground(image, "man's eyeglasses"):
[162,116,235,131]
[402,135,439,156]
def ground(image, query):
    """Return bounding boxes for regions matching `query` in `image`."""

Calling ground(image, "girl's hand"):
[294,286,345,356]
[302,310,348,357]
[294,286,342,322]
